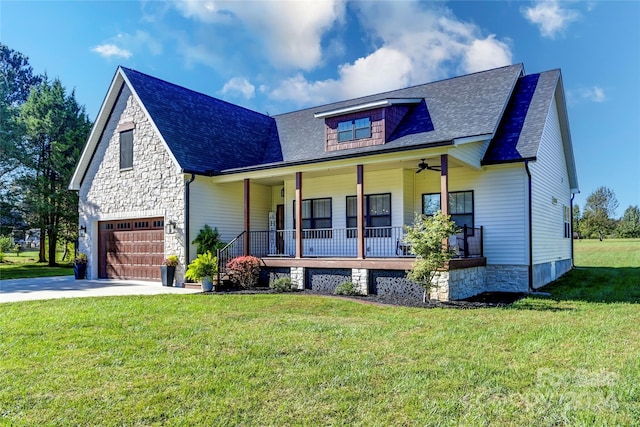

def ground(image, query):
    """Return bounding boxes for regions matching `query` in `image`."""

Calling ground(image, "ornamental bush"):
[226,256,261,289]
[403,211,458,302]
[270,277,294,293]
[334,281,360,296]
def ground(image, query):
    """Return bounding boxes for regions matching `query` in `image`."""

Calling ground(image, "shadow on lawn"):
[531,267,640,305]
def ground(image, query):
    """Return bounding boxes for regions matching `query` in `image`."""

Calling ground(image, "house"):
[69,63,579,301]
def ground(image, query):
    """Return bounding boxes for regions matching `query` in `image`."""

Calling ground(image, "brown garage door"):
[98,218,164,280]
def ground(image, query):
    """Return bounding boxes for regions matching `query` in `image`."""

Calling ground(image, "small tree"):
[403,211,458,302]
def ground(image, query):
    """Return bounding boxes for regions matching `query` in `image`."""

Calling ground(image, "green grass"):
[1,240,639,425]
[0,250,73,280]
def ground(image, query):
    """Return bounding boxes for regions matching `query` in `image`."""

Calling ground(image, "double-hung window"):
[422,191,474,229]
[563,205,571,238]
[293,198,332,238]
[337,117,371,142]
[346,193,391,237]
[119,130,133,170]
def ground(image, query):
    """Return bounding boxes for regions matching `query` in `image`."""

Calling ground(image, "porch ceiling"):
[209,154,466,186]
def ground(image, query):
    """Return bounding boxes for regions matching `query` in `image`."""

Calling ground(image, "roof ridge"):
[118,66,272,120]
[273,63,524,117]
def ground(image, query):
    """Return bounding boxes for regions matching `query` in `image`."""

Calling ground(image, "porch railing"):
[216,226,483,274]
[242,225,483,259]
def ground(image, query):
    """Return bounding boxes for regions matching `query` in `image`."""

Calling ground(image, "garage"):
[98,218,165,280]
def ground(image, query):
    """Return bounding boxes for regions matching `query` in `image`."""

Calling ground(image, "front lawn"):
[0,250,73,280]
[0,239,638,425]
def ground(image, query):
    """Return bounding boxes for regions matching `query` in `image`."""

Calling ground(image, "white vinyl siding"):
[189,179,244,259]
[529,96,572,265]
[449,140,490,169]
[283,168,403,230]
[413,164,528,265]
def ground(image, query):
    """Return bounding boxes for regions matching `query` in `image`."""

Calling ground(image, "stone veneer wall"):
[290,267,305,290]
[78,86,185,280]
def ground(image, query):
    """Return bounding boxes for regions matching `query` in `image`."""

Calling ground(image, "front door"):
[276,204,284,254]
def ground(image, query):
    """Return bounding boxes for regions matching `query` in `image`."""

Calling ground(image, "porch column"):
[357,164,365,259]
[244,178,250,256]
[295,172,303,258]
[440,154,449,250]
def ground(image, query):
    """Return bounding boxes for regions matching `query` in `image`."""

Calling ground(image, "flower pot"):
[201,277,214,292]
[74,263,87,280]
[161,265,176,287]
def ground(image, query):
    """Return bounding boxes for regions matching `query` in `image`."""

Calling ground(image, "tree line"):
[573,186,640,239]
[1,44,92,265]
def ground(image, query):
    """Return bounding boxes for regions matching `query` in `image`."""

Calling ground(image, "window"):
[337,117,371,142]
[563,205,571,238]
[422,191,474,229]
[346,193,391,237]
[120,130,133,170]
[293,198,332,238]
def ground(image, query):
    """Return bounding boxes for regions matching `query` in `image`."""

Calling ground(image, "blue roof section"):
[120,67,282,174]
[388,100,435,141]
[483,73,540,163]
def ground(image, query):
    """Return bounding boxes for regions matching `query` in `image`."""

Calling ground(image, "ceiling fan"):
[416,159,441,173]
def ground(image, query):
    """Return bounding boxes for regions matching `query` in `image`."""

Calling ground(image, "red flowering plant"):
[226,256,262,289]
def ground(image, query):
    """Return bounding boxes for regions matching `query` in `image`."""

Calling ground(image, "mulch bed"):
[201,287,527,309]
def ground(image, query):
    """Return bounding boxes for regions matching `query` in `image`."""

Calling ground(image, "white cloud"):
[270,2,513,107]
[580,86,606,103]
[173,0,346,70]
[523,0,579,38]
[221,77,255,99]
[92,44,132,59]
[92,31,162,60]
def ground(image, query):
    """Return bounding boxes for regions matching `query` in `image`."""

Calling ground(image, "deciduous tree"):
[616,206,640,238]
[582,186,619,240]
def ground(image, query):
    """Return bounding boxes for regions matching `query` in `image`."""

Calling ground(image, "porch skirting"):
[262,257,524,302]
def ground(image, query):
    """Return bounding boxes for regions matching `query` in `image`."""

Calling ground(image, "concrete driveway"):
[0,276,200,303]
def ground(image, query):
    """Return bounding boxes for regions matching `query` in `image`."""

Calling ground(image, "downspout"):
[570,193,576,268]
[524,161,533,293]
[184,174,196,267]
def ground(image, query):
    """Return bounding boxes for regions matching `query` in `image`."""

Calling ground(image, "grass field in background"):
[0,250,74,280]
[0,240,638,425]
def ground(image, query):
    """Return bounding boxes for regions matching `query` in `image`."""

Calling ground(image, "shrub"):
[185,251,218,282]
[334,281,360,296]
[0,235,13,253]
[270,277,294,293]
[192,225,225,255]
[226,256,261,289]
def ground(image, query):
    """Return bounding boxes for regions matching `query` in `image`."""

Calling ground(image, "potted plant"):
[74,253,87,280]
[160,255,179,287]
[184,251,218,292]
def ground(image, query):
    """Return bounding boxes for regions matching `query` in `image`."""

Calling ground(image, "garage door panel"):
[99,217,165,280]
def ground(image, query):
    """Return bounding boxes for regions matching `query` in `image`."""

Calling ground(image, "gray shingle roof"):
[118,64,570,174]
[121,67,282,174]
[271,64,524,166]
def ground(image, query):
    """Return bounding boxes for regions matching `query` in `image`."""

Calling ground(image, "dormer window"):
[338,117,371,142]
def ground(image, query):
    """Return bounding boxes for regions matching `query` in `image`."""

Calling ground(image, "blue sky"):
[2,0,639,215]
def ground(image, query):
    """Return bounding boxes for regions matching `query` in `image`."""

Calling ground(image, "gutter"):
[524,161,533,292]
[184,174,196,266]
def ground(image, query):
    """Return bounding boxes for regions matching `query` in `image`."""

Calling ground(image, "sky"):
[1,0,639,216]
